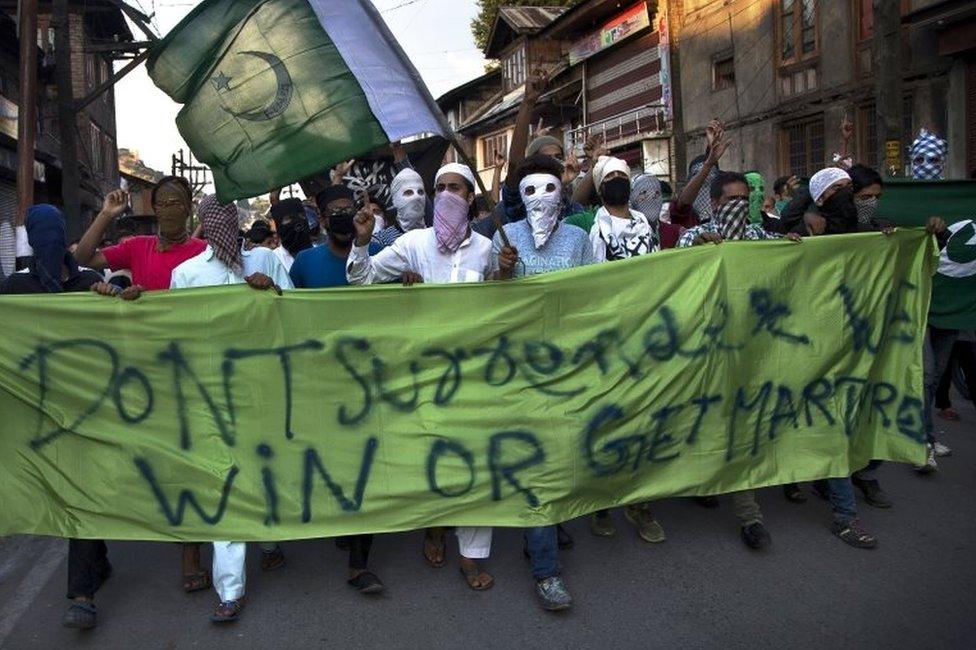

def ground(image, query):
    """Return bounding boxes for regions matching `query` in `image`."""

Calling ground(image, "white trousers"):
[212,542,278,601]
[455,526,492,559]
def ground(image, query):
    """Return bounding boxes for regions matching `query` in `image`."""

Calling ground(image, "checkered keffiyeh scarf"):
[909,129,948,180]
[198,195,242,274]
[715,198,751,240]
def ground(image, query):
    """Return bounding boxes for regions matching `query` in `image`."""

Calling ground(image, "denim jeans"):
[924,326,958,444]
[524,526,558,580]
[812,478,857,524]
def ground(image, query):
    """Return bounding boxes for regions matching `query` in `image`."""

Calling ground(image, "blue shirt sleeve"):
[289,256,304,288]
[501,183,525,223]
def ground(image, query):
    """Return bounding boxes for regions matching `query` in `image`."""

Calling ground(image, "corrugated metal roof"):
[498,6,571,34]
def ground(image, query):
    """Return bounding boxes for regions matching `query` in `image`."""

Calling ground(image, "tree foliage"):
[470,0,580,53]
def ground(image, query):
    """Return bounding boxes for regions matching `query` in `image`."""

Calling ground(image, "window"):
[480,131,509,170]
[712,56,735,91]
[779,0,818,64]
[503,46,526,91]
[781,117,824,177]
[857,104,878,168]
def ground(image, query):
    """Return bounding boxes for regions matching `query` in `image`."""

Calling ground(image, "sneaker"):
[62,601,97,630]
[740,522,771,550]
[936,407,960,421]
[913,444,938,474]
[624,505,666,543]
[535,576,572,611]
[851,476,893,508]
[831,519,877,549]
[589,511,616,537]
[783,483,807,503]
[933,441,952,457]
[260,546,286,571]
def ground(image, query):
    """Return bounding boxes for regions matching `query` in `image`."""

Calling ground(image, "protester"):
[347,162,496,590]
[580,155,665,543]
[269,198,314,271]
[909,129,948,180]
[935,338,976,424]
[246,220,277,250]
[677,171,797,247]
[73,179,206,294]
[493,155,592,610]
[772,174,799,215]
[166,195,288,622]
[0,205,113,629]
[290,186,383,288]
[372,167,427,248]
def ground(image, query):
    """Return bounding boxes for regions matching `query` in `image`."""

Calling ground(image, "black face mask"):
[819,186,858,233]
[279,219,312,256]
[329,212,356,238]
[600,177,631,207]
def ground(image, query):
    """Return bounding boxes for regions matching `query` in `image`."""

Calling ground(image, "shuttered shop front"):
[586,31,664,133]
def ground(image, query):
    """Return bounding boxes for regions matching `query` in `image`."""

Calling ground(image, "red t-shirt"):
[101,236,207,291]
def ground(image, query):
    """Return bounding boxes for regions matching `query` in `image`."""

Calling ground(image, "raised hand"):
[353,205,375,247]
[497,245,519,279]
[102,189,129,218]
[562,149,580,186]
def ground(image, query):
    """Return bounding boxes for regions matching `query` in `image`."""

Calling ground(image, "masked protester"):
[166,195,291,624]
[490,154,591,610]
[909,128,948,180]
[346,163,498,592]
[72,178,206,292]
[744,171,766,225]
[288,186,379,289]
[0,209,112,630]
[374,168,427,247]
[586,156,658,261]
[849,164,888,229]
[578,156,668,544]
[679,172,792,247]
[270,198,313,271]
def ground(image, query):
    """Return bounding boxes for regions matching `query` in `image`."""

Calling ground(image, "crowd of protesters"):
[0,71,966,629]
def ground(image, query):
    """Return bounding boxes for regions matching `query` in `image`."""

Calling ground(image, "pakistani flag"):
[930,219,976,330]
[147,0,449,202]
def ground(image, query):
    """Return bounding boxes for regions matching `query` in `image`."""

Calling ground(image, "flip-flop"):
[459,563,494,591]
[423,531,446,568]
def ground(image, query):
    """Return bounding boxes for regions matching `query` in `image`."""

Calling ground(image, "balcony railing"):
[568,104,670,153]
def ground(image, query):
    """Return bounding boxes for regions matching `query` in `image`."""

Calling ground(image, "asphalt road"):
[1,402,974,649]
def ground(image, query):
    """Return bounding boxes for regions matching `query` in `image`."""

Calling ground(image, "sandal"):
[423,529,446,568]
[62,601,97,630]
[210,599,244,623]
[182,570,211,593]
[261,547,286,572]
[459,562,494,591]
[347,571,385,595]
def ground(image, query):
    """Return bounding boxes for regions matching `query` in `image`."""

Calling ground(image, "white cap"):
[435,163,476,190]
[592,156,630,189]
[809,167,851,203]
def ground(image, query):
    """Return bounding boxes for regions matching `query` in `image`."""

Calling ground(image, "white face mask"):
[393,186,426,231]
[519,173,562,249]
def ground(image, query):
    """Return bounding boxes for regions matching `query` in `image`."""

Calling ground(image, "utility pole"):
[665,0,686,183]
[15,0,39,226]
[53,0,81,237]
[873,0,903,178]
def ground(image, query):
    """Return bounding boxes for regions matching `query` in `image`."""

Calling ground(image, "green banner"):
[0,231,934,542]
